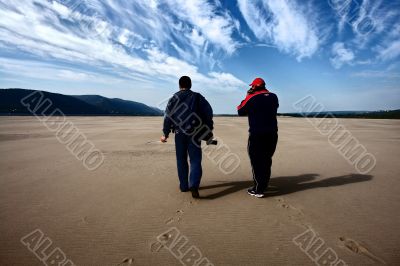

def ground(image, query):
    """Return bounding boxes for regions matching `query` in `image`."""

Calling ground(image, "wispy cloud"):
[0,57,125,84]
[0,0,399,113]
[376,40,400,62]
[0,0,246,92]
[237,0,321,61]
[351,62,400,80]
[329,0,400,65]
[330,42,355,69]
[164,0,239,55]
[374,22,400,62]
[351,69,400,79]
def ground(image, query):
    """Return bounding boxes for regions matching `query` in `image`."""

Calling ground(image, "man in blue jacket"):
[237,78,279,198]
[161,76,214,198]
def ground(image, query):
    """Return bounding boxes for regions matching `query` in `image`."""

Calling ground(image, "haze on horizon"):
[0,0,399,114]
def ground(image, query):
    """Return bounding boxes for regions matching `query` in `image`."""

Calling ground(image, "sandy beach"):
[0,116,399,265]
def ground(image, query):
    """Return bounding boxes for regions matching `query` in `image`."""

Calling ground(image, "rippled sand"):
[0,116,399,265]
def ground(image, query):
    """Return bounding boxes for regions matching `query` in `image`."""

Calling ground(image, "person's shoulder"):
[191,90,201,96]
[171,90,187,100]
[192,91,207,101]
[169,93,178,102]
[252,91,277,102]
[173,90,183,96]
[269,92,278,99]
[168,92,181,105]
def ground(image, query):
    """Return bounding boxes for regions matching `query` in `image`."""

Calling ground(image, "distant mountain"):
[0,89,163,116]
[73,95,162,116]
[0,89,106,115]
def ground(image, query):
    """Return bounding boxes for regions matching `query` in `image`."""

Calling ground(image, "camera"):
[206,139,218,145]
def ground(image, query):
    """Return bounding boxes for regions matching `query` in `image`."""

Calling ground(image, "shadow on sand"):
[199,173,373,199]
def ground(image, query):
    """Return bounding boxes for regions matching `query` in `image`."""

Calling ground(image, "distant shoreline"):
[1,89,399,119]
[1,114,399,119]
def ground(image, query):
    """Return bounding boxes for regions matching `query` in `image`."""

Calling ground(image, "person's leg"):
[248,134,268,193]
[175,133,189,192]
[188,138,202,190]
[265,132,278,184]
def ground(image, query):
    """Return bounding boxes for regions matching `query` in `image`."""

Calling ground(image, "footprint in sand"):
[339,236,386,264]
[164,209,185,225]
[276,197,288,208]
[281,203,290,209]
[81,216,91,224]
[275,197,300,212]
[275,197,308,228]
[164,217,174,225]
[150,199,195,256]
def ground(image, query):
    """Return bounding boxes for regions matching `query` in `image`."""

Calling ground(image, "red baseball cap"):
[249,77,265,87]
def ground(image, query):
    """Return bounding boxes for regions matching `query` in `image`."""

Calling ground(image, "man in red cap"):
[237,77,279,198]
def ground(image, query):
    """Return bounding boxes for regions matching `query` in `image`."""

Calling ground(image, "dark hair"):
[179,76,192,89]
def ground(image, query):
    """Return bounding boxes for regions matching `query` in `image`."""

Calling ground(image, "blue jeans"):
[175,133,202,191]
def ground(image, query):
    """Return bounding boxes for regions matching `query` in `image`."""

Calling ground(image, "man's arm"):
[162,97,176,141]
[275,94,280,109]
[237,99,248,116]
[199,95,214,131]
[197,94,214,141]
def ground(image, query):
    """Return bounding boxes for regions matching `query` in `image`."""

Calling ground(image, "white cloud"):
[351,63,400,80]
[0,0,246,93]
[0,57,123,84]
[351,70,400,79]
[374,23,400,62]
[165,0,239,55]
[330,0,400,64]
[356,0,396,37]
[377,40,400,61]
[330,42,355,69]
[237,0,320,61]
[208,72,247,92]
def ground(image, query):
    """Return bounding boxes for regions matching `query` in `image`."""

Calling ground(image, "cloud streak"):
[329,0,400,66]
[330,42,355,69]
[237,0,321,61]
[0,0,399,114]
[0,0,246,92]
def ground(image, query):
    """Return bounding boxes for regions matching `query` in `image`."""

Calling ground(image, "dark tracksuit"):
[238,91,279,193]
[163,90,213,191]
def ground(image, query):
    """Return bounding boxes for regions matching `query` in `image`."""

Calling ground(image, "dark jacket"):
[163,90,213,138]
[237,91,279,134]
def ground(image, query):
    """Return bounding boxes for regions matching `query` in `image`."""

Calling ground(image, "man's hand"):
[160,135,168,143]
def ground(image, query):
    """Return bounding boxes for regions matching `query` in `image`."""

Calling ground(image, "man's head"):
[179,76,192,90]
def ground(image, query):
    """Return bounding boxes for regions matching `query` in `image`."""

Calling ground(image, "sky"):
[0,0,399,113]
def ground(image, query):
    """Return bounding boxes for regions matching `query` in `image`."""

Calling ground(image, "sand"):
[0,116,399,265]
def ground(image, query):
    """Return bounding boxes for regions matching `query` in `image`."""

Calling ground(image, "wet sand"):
[0,116,399,265]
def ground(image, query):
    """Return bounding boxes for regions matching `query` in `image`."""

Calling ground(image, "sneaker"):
[247,187,265,198]
[190,188,200,198]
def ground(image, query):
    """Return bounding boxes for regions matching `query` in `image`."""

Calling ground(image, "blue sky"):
[0,0,399,113]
